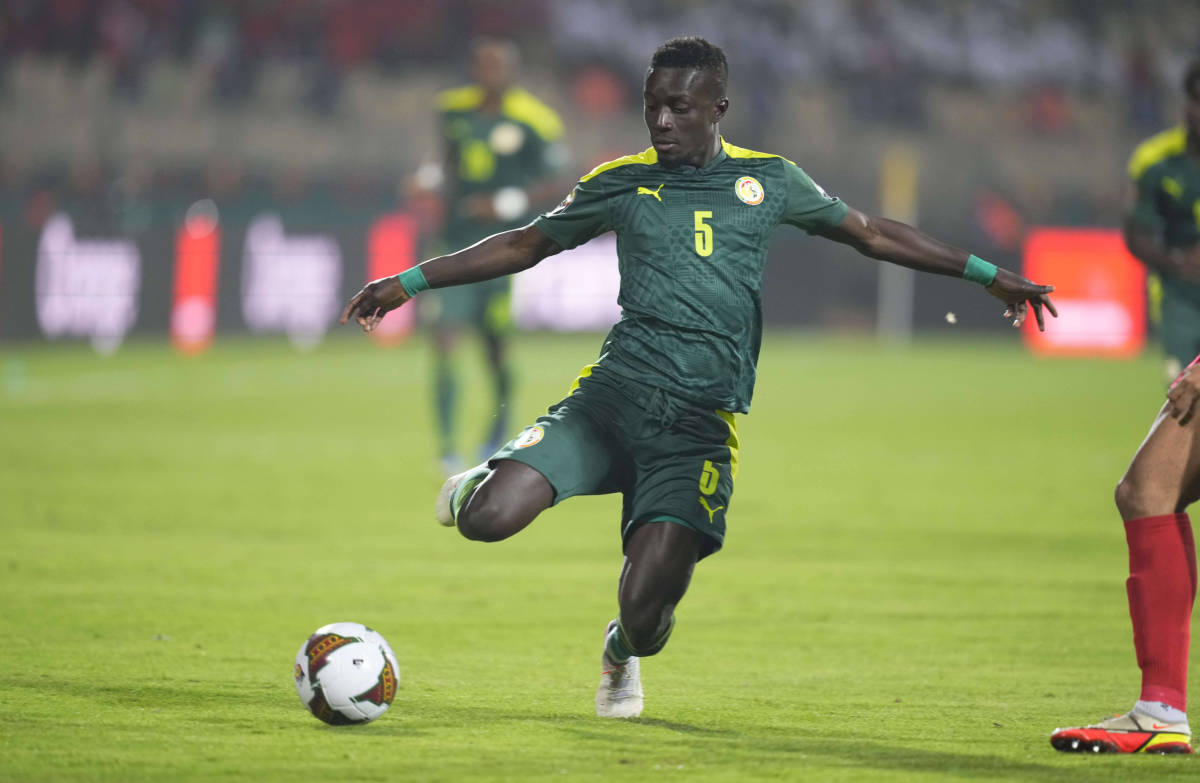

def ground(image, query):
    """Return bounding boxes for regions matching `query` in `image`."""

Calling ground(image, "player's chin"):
[652,142,683,163]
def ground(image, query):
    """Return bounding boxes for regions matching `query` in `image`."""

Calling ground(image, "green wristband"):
[397,266,430,297]
[963,254,998,286]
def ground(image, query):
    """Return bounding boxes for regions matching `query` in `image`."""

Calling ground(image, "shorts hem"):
[623,514,724,559]
[487,454,564,505]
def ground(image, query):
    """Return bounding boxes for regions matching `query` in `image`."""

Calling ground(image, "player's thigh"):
[1120,403,1200,514]
[619,521,703,606]
[623,408,737,560]
[488,397,620,505]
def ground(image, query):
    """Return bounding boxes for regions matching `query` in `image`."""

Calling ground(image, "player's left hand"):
[986,268,1058,331]
[1166,365,1200,425]
[339,276,411,333]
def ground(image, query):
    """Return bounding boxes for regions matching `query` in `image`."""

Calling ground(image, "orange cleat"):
[1051,710,1193,754]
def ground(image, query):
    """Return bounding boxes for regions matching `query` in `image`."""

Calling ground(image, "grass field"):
[1,331,1195,782]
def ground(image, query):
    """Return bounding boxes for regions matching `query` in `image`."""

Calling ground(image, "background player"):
[343,37,1056,719]
[1125,59,1200,383]
[1051,357,1200,754]
[422,39,565,473]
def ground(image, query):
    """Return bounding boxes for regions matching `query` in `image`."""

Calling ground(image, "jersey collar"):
[666,139,728,173]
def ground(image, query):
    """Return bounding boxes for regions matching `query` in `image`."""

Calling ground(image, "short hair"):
[1185,58,1200,99]
[650,37,728,96]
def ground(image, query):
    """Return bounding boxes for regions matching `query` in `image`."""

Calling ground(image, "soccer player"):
[1124,59,1200,383]
[425,38,564,472]
[1050,359,1200,754]
[343,37,1056,718]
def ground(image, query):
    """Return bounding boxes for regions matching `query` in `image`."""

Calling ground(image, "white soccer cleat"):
[434,463,489,527]
[595,623,643,718]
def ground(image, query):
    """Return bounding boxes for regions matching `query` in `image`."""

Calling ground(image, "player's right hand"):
[339,276,411,333]
[986,268,1057,331]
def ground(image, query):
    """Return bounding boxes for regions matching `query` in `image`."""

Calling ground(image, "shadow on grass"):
[371,705,1194,782]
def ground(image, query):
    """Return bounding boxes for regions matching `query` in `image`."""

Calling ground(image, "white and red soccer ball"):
[294,622,399,725]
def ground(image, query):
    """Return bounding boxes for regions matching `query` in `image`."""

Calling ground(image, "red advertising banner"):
[1022,228,1146,357]
[171,207,221,354]
[366,213,418,346]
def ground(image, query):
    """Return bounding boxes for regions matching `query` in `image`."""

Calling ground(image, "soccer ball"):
[294,622,400,725]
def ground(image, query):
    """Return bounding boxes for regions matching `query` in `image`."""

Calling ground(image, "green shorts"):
[490,364,738,559]
[424,277,512,331]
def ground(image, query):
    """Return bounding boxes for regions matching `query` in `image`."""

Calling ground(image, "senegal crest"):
[514,425,545,449]
[735,176,764,205]
[550,187,577,215]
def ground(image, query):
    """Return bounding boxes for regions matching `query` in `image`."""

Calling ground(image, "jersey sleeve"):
[1127,161,1166,235]
[532,178,612,250]
[780,161,849,234]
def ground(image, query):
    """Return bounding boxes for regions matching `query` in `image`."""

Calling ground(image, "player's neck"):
[664,134,723,170]
[479,86,508,114]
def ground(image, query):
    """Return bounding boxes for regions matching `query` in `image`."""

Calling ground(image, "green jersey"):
[1128,126,1200,299]
[438,85,564,246]
[533,139,848,413]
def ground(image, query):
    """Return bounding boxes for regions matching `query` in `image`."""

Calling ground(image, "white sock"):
[1134,699,1189,727]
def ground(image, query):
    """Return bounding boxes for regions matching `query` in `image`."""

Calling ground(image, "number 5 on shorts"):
[699,459,719,496]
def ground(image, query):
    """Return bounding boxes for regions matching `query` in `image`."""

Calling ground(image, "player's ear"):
[713,97,729,121]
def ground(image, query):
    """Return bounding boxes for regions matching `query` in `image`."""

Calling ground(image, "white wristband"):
[493,187,530,221]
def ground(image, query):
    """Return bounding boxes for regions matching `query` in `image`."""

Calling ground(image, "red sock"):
[1125,513,1197,711]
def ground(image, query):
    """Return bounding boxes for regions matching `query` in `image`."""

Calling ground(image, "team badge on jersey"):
[514,425,545,449]
[735,176,764,205]
[549,187,577,216]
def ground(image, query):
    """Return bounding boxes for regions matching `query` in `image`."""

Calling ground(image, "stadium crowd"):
[0,0,1195,129]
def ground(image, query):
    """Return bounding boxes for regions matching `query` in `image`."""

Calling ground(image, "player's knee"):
[455,490,523,543]
[1115,475,1175,520]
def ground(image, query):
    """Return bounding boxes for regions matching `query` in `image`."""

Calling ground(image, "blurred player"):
[1051,358,1200,754]
[424,39,564,472]
[1124,59,1200,383]
[343,37,1056,718]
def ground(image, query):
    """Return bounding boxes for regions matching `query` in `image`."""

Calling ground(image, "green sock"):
[605,621,634,663]
[450,464,491,521]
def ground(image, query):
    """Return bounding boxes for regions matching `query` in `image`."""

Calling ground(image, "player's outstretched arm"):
[340,224,563,333]
[819,206,1058,331]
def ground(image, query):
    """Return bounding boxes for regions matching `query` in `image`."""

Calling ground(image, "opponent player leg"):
[597,521,703,718]
[1052,402,1200,753]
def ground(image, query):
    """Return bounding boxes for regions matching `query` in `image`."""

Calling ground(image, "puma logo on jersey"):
[698,497,725,525]
[637,184,665,202]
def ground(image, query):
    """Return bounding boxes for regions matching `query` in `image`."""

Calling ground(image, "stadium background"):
[1,0,1195,350]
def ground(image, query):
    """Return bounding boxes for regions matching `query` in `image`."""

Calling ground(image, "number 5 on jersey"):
[694,210,713,257]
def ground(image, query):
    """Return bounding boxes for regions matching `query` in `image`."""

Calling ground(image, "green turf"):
[0,331,1193,781]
